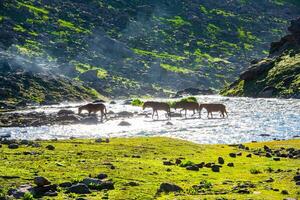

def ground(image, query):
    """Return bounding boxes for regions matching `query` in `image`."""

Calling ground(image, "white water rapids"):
[0,95,299,144]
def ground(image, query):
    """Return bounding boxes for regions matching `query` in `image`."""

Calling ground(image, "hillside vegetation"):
[1,0,300,98]
[221,18,300,98]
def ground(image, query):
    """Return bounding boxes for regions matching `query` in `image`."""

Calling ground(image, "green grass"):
[0,138,299,199]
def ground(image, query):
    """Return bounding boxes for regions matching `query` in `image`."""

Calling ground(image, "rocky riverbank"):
[0,137,299,199]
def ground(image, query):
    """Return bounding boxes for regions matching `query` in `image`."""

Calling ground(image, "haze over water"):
[1,95,299,144]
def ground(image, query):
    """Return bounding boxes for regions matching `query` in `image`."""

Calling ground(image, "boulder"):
[97,173,108,180]
[157,183,183,193]
[211,165,221,172]
[57,110,75,116]
[258,86,277,98]
[80,116,98,124]
[34,176,51,187]
[82,178,102,186]
[218,157,225,164]
[229,153,236,158]
[117,111,134,118]
[7,184,32,199]
[67,183,91,194]
[239,60,274,81]
[46,145,55,150]
[186,165,199,171]
[8,143,19,149]
[118,121,131,126]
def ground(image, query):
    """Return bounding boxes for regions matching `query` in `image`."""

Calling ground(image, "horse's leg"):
[88,111,91,116]
[152,109,155,119]
[156,110,159,119]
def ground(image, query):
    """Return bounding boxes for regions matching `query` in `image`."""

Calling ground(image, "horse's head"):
[142,102,148,110]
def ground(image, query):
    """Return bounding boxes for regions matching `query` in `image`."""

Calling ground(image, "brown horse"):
[78,103,107,121]
[142,101,171,119]
[173,101,200,118]
[199,104,228,118]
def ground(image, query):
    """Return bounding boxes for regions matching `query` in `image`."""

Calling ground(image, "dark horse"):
[143,101,171,119]
[173,101,200,118]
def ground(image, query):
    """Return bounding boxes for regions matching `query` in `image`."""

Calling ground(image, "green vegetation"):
[160,63,191,74]
[0,138,299,199]
[131,98,144,107]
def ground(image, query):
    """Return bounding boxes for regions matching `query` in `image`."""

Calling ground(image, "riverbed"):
[0,95,299,144]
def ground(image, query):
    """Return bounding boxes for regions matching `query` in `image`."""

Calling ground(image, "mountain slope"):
[221,18,300,98]
[1,0,300,97]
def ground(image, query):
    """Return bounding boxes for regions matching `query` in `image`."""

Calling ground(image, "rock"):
[227,163,234,167]
[266,153,272,158]
[163,161,174,166]
[281,190,289,195]
[110,101,116,104]
[8,143,19,149]
[166,122,173,125]
[59,182,72,188]
[123,100,132,105]
[98,181,114,190]
[67,183,91,194]
[7,184,32,199]
[34,176,51,187]
[157,183,183,193]
[246,154,252,158]
[218,157,225,164]
[265,178,274,183]
[132,155,141,158]
[229,153,236,158]
[32,184,57,196]
[82,178,102,186]
[105,138,109,143]
[97,173,108,180]
[93,100,105,103]
[293,175,300,182]
[125,181,139,186]
[118,121,131,126]
[296,181,300,185]
[176,87,214,96]
[58,114,80,122]
[175,159,182,165]
[57,109,75,115]
[240,59,275,81]
[273,157,280,161]
[80,116,98,124]
[117,111,134,118]
[237,189,250,194]
[44,191,58,197]
[212,165,221,172]
[95,138,102,143]
[258,86,277,98]
[186,165,199,171]
[46,145,55,150]
[20,140,31,145]
[236,152,242,156]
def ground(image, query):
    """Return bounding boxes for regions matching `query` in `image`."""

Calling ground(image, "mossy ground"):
[0,137,299,199]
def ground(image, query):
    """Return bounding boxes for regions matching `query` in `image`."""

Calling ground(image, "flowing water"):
[0,95,300,144]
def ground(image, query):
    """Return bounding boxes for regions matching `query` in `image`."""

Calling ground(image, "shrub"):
[179,96,197,103]
[23,192,34,200]
[179,160,194,167]
[131,99,144,107]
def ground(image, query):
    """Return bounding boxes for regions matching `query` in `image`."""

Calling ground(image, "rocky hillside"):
[1,0,300,98]
[0,56,101,108]
[221,18,300,98]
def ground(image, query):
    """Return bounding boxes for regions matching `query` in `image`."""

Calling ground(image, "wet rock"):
[186,165,199,171]
[8,143,19,149]
[118,121,131,126]
[80,116,98,124]
[227,163,234,167]
[57,110,75,116]
[97,173,108,180]
[46,145,55,150]
[218,157,225,164]
[82,178,102,186]
[34,176,51,187]
[59,182,72,188]
[110,101,116,104]
[229,153,236,158]
[157,183,183,193]
[67,183,91,194]
[117,111,134,118]
[281,190,289,195]
[163,161,174,166]
[212,165,221,172]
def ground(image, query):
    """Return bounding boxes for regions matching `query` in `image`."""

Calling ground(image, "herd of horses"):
[78,101,228,121]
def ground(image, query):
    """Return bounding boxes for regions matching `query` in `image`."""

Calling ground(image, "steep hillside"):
[221,18,300,98]
[1,0,300,97]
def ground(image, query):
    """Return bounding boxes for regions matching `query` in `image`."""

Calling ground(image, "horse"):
[173,101,200,118]
[199,103,228,118]
[78,103,107,121]
[142,101,171,120]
